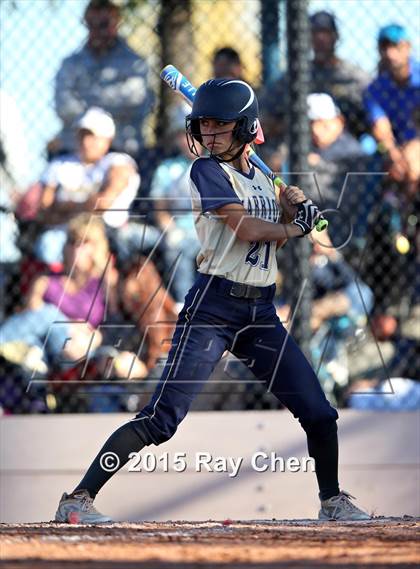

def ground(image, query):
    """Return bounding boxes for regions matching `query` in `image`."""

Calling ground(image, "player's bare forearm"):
[246,217,302,241]
[215,203,303,241]
[274,184,305,248]
[276,211,295,248]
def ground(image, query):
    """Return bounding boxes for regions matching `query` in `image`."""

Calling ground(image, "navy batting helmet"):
[186,78,259,149]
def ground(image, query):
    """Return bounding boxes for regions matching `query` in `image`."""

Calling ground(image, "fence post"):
[261,0,280,85]
[286,0,312,357]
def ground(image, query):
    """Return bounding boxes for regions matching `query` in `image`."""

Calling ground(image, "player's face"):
[199,118,240,157]
[78,129,112,163]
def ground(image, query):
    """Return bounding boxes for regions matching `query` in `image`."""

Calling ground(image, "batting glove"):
[292,200,320,236]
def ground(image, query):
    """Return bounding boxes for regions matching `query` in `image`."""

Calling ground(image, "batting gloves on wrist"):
[292,200,320,236]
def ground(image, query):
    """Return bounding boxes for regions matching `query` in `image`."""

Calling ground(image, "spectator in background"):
[0,90,29,319]
[277,232,373,404]
[212,47,244,79]
[53,0,154,158]
[304,93,368,252]
[149,104,200,303]
[309,11,371,138]
[259,10,371,153]
[119,254,178,371]
[35,107,158,267]
[0,215,110,372]
[308,93,364,168]
[362,29,419,355]
[361,110,419,341]
[363,24,420,183]
[0,214,148,413]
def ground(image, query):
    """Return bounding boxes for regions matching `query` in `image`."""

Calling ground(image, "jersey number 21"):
[245,241,270,271]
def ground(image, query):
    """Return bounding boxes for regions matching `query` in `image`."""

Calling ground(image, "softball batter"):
[55,79,370,523]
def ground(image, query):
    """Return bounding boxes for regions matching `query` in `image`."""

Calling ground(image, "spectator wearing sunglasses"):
[52,0,154,159]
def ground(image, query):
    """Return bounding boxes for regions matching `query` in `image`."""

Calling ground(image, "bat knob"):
[316,218,329,232]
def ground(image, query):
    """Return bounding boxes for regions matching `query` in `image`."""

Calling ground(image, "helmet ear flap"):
[233,117,258,144]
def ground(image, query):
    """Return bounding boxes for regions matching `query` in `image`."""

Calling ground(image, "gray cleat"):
[55,489,113,524]
[319,490,371,521]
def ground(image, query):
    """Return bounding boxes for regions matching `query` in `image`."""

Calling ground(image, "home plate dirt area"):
[0,518,419,568]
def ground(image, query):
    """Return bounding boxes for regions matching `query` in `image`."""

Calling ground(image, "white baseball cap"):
[77,107,116,139]
[307,93,340,121]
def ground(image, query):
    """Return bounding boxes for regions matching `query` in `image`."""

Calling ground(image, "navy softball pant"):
[130,273,338,446]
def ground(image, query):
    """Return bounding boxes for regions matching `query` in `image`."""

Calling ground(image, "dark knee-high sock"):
[307,428,339,501]
[74,422,145,499]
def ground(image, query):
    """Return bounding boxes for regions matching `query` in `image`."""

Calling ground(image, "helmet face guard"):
[186,117,247,160]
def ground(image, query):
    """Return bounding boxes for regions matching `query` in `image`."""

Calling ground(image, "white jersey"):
[41,152,140,228]
[189,157,281,286]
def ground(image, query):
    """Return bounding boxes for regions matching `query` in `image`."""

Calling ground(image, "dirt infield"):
[0,518,419,569]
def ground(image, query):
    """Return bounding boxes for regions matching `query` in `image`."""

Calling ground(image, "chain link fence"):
[0,0,419,414]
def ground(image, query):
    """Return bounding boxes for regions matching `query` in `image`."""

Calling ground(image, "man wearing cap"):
[35,107,143,264]
[309,11,371,137]
[54,0,154,158]
[259,10,370,148]
[305,93,367,251]
[363,24,420,182]
[307,93,364,165]
[362,25,419,339]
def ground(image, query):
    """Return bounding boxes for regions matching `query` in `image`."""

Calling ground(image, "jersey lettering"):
[259,196,267,219]
[252,195,260,217]
[271,198,279,222]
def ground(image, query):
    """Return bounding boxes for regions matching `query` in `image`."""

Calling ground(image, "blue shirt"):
[363,58,420,144]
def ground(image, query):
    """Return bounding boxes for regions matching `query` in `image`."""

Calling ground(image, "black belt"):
[229,282,262,299]
[201,274,275,301]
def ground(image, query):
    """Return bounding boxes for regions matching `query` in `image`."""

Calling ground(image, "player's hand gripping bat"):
[160,64,328,233]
